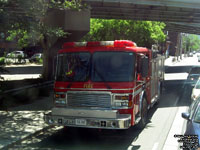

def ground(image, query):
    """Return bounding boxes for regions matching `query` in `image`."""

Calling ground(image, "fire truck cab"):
[44,40,165,129]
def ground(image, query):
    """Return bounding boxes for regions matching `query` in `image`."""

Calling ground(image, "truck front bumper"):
[44,109,131,129]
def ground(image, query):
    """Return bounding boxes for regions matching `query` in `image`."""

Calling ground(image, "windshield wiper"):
[93,64,112,89]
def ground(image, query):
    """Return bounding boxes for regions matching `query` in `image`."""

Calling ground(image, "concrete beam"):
[83,0,200,9]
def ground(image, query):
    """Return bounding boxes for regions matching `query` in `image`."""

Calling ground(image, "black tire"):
[136,97,148,129]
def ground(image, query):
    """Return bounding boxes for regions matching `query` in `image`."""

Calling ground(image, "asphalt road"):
[8,55,199,150]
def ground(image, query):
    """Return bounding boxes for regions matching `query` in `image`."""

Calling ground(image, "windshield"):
[190,67,200,74]
[195,80,200,89]
[56,52,90,82]
[92,52,135,82]
[194,104,200,123]
[56,51,135,82]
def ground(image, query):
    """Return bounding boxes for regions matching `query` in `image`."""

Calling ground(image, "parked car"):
[191,78,200,102]
[7,51,26,58]
[186,66,200,88]
[197,55,200,62]
[29,53,43,63]
[188,52,193,57]
[182,98,200,147]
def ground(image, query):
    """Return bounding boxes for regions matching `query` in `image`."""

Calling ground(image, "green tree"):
[0,0,84,80]
[182,34,200,52]
[82,19,166,48]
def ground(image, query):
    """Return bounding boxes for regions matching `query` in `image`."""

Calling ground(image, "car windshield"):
[195,80,200,89]
[194,104,200,123]
[190,67,200,74]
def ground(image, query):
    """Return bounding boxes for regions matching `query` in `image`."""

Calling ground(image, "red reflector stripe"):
[87,42,100,47]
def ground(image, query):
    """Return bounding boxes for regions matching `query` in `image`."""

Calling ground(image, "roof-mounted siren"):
[62,42,87,49]
[151,44,159,58]
[62,40,137,49]
[114,40,137,48]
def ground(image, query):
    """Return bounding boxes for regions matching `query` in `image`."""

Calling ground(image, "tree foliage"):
[0,0,85,80]
[1,0,84,48]
[182,34,200,51]
[82,19,166,48]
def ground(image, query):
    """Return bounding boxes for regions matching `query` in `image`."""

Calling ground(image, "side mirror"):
[181,112,190,120]
[141,56,149,78]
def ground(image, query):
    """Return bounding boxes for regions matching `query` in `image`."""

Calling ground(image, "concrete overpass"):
[82,0,200,35]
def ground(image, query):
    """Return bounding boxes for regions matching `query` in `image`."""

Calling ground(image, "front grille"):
[67,92,111,108]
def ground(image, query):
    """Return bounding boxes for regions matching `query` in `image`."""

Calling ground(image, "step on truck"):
[44,40,165,129]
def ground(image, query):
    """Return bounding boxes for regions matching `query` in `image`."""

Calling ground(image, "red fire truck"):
[44,40,165,129]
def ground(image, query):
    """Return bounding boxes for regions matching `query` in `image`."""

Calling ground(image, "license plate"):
[75,119,87,126]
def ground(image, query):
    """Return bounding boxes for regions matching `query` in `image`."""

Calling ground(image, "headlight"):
[54,93,67,106]
[113,94,133,109]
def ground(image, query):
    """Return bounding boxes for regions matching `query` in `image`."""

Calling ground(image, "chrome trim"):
[150,95,158,108]
[52,108,118,119]
[44,112,131,129]
[139,90,145,116]
[133,88,142,97]
[67,91,112,95]
[135,115,141,124]
[67,91,112,109]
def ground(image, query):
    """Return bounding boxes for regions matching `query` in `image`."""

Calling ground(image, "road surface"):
[7,55,200,150]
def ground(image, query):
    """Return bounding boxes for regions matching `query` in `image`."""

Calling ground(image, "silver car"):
[191,78,200,102]
[7,51,25,58]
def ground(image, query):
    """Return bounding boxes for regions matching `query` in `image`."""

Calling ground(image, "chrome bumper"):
[44,108,131,129]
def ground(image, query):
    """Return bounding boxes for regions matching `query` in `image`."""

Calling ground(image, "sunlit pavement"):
[0,91,55,149]
[0,55,194,149]
[0,111,49,149]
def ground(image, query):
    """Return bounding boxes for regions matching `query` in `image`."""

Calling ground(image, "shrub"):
[38,58,43,64]
[0,57,5,65]
[36,57,43,64]
[17,55,22,63]
[5,59,12,65]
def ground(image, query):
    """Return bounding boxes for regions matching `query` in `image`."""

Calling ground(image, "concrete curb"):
[1,125,55,150]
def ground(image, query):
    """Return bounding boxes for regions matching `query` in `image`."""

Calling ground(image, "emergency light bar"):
[62,40,137,49]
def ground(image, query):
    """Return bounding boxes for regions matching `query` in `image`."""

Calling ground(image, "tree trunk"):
[41,37,67,81]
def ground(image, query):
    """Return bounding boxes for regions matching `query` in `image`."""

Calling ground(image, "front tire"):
[136,97,148,129]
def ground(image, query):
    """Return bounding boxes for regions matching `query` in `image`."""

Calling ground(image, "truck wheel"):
[136,98,148,129]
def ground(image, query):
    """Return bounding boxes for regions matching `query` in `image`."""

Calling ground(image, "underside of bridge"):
[83,0,200,35]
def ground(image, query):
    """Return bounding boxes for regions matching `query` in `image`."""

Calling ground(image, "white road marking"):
[127,145,133,150]
[152,142,159,150]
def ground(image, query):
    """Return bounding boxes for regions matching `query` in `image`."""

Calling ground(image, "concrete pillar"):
[44,9,90,42]
[43,9,91,80]
[167,31,179,56]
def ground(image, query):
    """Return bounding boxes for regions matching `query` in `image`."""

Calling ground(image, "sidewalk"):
[165,55,186,66]
[0,93,54,149]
